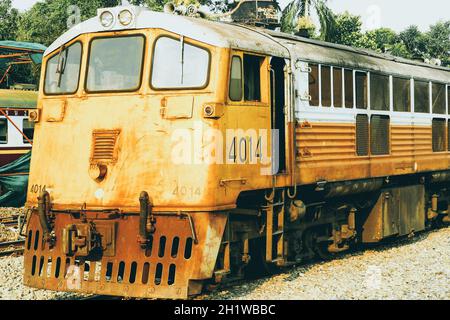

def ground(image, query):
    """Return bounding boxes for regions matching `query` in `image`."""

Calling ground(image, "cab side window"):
[229,56,243,101]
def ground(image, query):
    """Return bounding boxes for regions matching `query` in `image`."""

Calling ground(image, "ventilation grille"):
[356,114,369,156]
[91,130,120,164]
[370,115,390,156]
[432,118,446,152]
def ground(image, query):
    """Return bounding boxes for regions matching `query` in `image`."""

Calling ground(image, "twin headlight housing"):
[99,8,135,29]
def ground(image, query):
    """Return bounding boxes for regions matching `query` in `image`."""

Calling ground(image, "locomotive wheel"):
[314,241,336,261]
[307,228,336,261]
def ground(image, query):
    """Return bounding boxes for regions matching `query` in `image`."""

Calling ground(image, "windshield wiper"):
[180,36,185,84]
[56,45,68,88]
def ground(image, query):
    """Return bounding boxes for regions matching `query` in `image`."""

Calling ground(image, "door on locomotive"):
[226,51,289,179]
[227,51,272,176]
[269,57,287,175]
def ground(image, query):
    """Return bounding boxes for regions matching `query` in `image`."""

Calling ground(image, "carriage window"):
[44,42,82,95]
[370,73,390,111]
[371,115,390,156]
[152,37,209,89]
[355,71,367,109]
[87,36,144,92]
[0,119,7,144]
[414,80,430,113]
[448,120,450,151]
[432,83,446,114]
[309,64,319,106]
[229,56,243,101]
[333,68,343,108]
[356,114,369,156]
[244,54,262,101]
[448,86,450,115]
[344,69,353,108]
[23,119,34,143]
[321,66,331,107]
[432,118,446,152]
[393,77,411,112]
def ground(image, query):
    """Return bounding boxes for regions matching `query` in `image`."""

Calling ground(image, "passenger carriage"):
[0,41,44,206]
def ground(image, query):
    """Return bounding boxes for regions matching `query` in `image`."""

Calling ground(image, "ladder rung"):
[272,230,283,236]
[262,202,285,210]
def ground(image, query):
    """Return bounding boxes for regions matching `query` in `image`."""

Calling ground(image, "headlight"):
[100,11,114,27]
[118,9,133,26]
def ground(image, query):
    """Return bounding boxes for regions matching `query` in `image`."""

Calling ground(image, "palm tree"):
[281,0,336,41]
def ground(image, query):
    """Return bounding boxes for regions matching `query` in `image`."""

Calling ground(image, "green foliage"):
[399,25,427,59]
[425,21,450,66]
[281,0,336,41]
[328,11,449,67]
[328,11,362,46]
[16,0,138,46]
[0,0,19,40]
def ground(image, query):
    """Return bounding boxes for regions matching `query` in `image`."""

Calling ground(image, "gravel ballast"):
[1,227,449,300]
[202,227,450,300]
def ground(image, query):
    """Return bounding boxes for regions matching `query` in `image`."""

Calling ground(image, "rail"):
[0,239,25,257]
[0,215,21,228]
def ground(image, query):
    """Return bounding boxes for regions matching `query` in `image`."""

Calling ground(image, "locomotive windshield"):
[151,36,210,89]
[86,35,145,92]
[44,34,211,94]
[44,42,82,94]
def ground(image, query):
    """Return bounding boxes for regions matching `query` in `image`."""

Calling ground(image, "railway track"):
[0,239,25,257]
[0,215,21,228]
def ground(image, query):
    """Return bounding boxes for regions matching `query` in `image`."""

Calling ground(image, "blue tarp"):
[0,152,31,207]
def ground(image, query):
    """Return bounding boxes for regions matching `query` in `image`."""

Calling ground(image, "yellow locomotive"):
[23,4,450,299]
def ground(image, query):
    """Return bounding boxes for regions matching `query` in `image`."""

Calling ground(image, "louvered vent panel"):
[370,115,390,156]
[91,130,120,164]
[432,118,446,152]
[356,114,369,156]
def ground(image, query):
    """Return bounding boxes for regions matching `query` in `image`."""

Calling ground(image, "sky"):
[12,0,450,32]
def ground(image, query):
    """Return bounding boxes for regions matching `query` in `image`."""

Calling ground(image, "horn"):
[163,2,176,13]
[186,4,198,16]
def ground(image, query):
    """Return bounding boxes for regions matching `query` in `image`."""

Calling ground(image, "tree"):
[399,25,427,60]
[16,0,151,46]
[425,21,450,66]
[281,0,336,41]
[328,11,363,46]
[0,0,19,40]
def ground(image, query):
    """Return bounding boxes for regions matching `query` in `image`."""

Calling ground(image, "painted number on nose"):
[30,184,46,194]
[172,186,201,198]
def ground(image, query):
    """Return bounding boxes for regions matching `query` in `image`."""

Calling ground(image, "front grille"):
[90,129,120,164]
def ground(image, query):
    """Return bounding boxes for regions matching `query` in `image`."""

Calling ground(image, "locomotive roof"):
[45,5,449,83]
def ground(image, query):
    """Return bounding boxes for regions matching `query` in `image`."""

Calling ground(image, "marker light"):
[118,9,133,26]
[100,11,114,28]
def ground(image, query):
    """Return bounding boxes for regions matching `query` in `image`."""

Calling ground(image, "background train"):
[0,41,44,207]
[23,4,449,299]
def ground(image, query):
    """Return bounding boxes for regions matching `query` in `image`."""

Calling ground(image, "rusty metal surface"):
[24,211,227,299]
[362,185,425,243]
